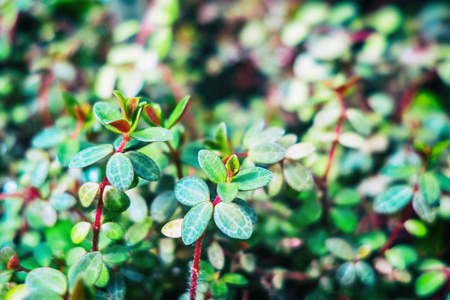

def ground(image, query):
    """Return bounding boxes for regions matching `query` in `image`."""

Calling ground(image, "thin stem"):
[0,192,22,200]
[71,207,90,223]
[70,108,85,139]
[189,234,204,300]
[213,195,222,207]
[165,141,183,179]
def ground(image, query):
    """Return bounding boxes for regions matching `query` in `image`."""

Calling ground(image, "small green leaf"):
[266,163,283,196]
[166,95,190,129]
[113,90,128,117]
[346,108,371,136]
[248,143,286,164]
[415,271,446,297]
[103,186,131,213]
[125,218,152,246]
[181,201,213,245]
[130,127,173,142]
[337,262,356,286]
[66,248,87,267]
[207,241,225,270]
[57,139,80,167]
[355,261,375,286]
[31,161,49,188]
[412,192,437,223]
[404,219,428,238]
[49,193,76,211]
[385,245,417,270]
[430,140,450,160]
[71,222,91,244]
[69,144,114,169]
[373,185,413,214]
[325,238,355,261]
[334,189,361,206]
[25,267,68,295]
[93,102,124,134]
[233,198,257,224]
[247,127,285,148]
[102,245,130,264]
[214,202,252,239]
[214,122,231,155]
[79,182,100,207]
[221,273,248,285]
[32,127,64,149]
[217,182,238,203]
[211,281,228,299]
[95,263,110,288]
[150,191,178,222]
[285,142,316,160]
[0,247,16,264]
[101,222,125,240]
[330,208,358,233]
[198,150,227,184]
[125,151,160,181]
[106,153,134,191]
[161,218,183,238]
[225,154,240,176]
[68,252,103,289]
[174,176,210,206]
[283,159,313,192]
[419,172,440,205]
[231,167,273,191]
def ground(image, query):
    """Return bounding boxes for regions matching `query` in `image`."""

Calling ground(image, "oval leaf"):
[214,202,252,239]
[161,218,183,238]
[233,198,257,224]
[150,191,178,222]
[71,222,91,244]
[49,193,76,211]
[325,238,355,261]
[166,95,190,129]
[248,143,286,164]
[419,172,440,205]
[103,186,131,213]
[181,201,213,245]
[374,185,413,214]
[93,102,123,134]
[79,182,100,207]
[231,167,273,191]
[106,153,134,191]
[198,150,227,184]
[217,182,238,203]
[130,127,173,142]
[415,271,446,297]
[69,145,114,169]
[285,142,316,160]
[283,159,313,192]
[26,267,68,295]
[174,177,210,206]
[101,222,125,240]
[126,151,160,181]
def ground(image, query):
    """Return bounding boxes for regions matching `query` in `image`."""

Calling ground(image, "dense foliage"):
[0,0,450,299]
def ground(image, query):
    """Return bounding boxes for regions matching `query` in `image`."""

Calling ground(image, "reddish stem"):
[165,141,183,179]
[189,234,204,300]
[0,192,22,200]
[70,108,85,139]
[213,195,222,207]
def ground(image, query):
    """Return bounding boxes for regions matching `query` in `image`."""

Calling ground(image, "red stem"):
[0,192,22,200]
[189,234,204,300]
[91,135,129,252]
[213,195,222,207]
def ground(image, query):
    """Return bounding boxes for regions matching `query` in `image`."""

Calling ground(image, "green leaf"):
[143,103,163,127]
[106,153,134,191]
[266,163,283,196]
[247,127,285,148]
[101,222,125,240]
[69,144,114,169]
[93,102,125,134]
[334,189,361,206]
[214,122,231,155]
[282,159,313,192]
[0,247,16,264]
[150,191,178,222]
[233,198,257,224]
[113,90,128,117]
[231,167,273,191]
[412,192,437,223]
[68,252,103,289]
[130,127,173,142]
[33,243,52,267]
[31,161,49,188]
[355,261,375,286]
[346,108,371,135]
[181,201,213,245]
[22,290,63,300]
[207,241,225,270]
[419,173,440,205]
[415,271,446,297]
[125,151,160,181]
[214,202,252,239]
[198,150,227,184]
[102,245,130,264]
[66,248,87,267]
[285,142,316,160]
[330,208,358,233]
[225,154,240,176]
[174,177,210,206]
[221,273,248,285]
[385,245,417,270]
[325,238,355,261]
[71,222,91,244]
[404,219,428,238]
[32,127,64,149]
[95,263,110,288]
[161,218,183,238]
[248,143,286,164]
[217,182,238,203]
[211,281,228,300]
[49,193,76,211]
[25,267,68,295]
[430,140,450,160]
[166,95,190,129]
[125,218,152,246]
[373,185,413,214]
[337,262,356,286]
[103,186,131,213]
[57,139,80,166]
[79,182,100,207]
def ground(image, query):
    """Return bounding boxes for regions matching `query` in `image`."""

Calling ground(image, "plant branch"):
[189,234,204,300]
[165,141,183,179]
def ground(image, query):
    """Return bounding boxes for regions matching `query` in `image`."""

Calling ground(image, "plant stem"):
[0,192,22,200]
[189,234,204,300]
[212,195,222,207]
[92,135,129,252]
[165,141,183,179]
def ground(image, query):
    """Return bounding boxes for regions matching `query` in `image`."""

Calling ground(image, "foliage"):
[0,0,450,300]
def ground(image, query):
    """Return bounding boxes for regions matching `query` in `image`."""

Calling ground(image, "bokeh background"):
[1,0,450,299]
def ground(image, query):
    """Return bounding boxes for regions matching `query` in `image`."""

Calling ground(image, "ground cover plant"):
[0,0,450,299]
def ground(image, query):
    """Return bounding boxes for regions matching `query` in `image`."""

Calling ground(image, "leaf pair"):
[142,95,190,129]
[244,122,287,164]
